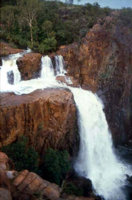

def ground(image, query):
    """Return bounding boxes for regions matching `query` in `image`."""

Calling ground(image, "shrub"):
[2,136,39,173]
[62,182,83,196]
[40,148,70,185]
[38,36,57,53]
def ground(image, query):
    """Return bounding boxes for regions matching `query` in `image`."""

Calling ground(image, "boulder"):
[17,53,42,80]
[12,170,61,200]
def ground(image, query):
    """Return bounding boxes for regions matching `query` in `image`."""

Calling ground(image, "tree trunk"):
[29,22,33,47]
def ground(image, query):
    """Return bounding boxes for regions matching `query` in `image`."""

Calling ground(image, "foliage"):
[120,8,132,28]
[38,36,57,53]
[2,136,39,173]
[0,0,114,53]
[40,148,71,185]
[62,182,83,196]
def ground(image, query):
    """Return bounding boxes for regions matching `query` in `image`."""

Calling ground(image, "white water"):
[0,49,31,92]
[55,55,72,84]
[0,52,131,199]
[70,88,132,200]
[41,55,55,80]
[55,55,66,75]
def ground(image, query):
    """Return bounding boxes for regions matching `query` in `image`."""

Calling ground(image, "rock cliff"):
[0,42,23,57]
[0,152,95,200]
[1,14,132,147]
[0,89,78,154]
[56,14,132,146]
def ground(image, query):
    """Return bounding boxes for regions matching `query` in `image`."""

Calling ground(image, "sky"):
[62,0,132,8]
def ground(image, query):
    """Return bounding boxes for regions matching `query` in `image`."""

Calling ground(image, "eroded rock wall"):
[56,14,132,146]
[0,89,78,154]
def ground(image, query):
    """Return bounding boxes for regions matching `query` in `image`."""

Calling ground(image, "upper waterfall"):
[41,55,55,80]
[0,49,31,92]
[55,55,66,75]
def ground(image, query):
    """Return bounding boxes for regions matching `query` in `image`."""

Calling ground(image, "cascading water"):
[55,55,66,75]
[0,49,31,92]
[70,87,132,200]
[0,52,131,199]
[55,55,72,84]
[41,55,55,80]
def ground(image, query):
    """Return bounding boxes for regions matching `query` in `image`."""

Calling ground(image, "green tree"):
[40,148,70,185]
[42,20,53,37]
[38,36,57,53]
[17,0,40,47]
[2,136,39,173]
[0,5,17,41]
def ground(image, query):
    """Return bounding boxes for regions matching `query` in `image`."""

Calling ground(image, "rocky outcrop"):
[12,170,61,200]
[0,42,23,57]
[56,14,132,146]
[17,53,42,80]
[0,152,96,200]
[0,89,78,154]
[0,152,61,200]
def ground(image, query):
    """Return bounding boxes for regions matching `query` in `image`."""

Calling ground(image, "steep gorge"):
[56,14,132,146]
[0,13,132,147]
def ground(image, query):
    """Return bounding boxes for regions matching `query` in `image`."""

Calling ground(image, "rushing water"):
[41,55,55,80]
[0,52,131,199]
[55,55,66,75]
[0,49,31,92]
[70,88,132,200]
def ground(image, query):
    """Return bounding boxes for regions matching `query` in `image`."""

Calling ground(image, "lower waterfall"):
[70,87,131,200]
[0,53,131,199]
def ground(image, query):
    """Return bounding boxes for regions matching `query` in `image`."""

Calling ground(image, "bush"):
[62,182,83,196]
[40,148,71,185]
[38,37,57,53]
[2,136,39,173]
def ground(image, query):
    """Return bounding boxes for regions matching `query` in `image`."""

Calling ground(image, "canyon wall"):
[56,14,132,146]
[0,14,132,147]
[0,89,78,154]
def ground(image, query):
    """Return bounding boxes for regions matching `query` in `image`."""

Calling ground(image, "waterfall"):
[41,55,55,80]
[55,55,72,84]
[70,87,131,200]
[0,53,131,199]
[55,55,66,75]
[0,49,31,92]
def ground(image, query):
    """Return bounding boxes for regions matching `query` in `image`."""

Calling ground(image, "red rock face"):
[0,89,78,154]
[56,15,132,146]
[0,42,23,57]
[17,53,42,80]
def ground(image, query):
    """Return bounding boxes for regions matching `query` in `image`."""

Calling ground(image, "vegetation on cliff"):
[2,136,39,172]
[40,148,71,185]
[2,137,71,186]
[0,0,111,53]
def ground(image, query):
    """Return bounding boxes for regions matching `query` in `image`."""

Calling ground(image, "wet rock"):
[0,57,2,66]
[7,71,14,85]
[64,170,93,197]
[17,53,42,80]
